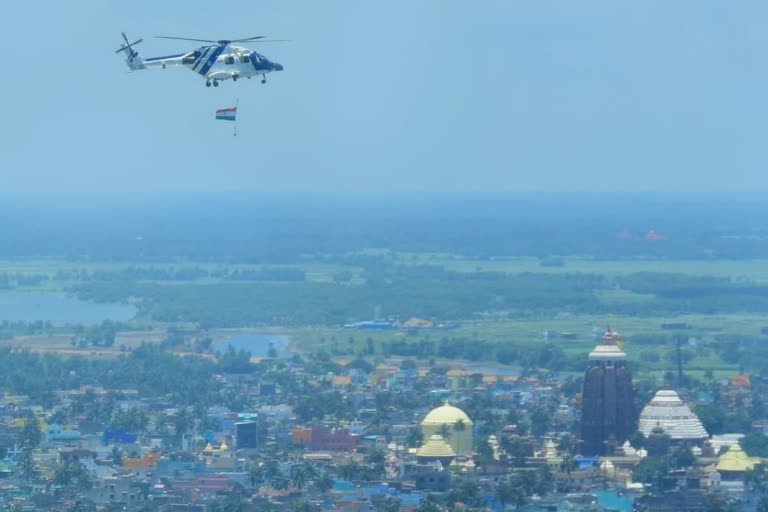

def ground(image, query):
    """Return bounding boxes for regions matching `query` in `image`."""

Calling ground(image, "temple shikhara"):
[580,328,636,456]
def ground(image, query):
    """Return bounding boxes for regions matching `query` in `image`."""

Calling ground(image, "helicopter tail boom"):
[117,32,147,71]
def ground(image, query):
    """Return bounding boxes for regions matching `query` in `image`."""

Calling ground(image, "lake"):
[214,333,292,358]
[0,293,136,326]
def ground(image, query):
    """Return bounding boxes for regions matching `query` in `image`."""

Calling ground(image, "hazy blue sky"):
[3,1,768,197]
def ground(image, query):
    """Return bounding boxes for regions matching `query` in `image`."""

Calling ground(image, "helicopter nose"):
[274,63,284,72]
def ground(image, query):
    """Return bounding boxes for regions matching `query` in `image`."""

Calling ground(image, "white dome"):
[588,344,627,361]
[638,390,708,441]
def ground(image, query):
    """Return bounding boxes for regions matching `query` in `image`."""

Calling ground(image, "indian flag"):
[215,107,237,121]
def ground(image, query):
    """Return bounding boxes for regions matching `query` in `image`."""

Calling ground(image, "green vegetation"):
[4,252,768,378]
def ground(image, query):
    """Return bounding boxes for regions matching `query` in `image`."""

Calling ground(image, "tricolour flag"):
[216,107,237,121]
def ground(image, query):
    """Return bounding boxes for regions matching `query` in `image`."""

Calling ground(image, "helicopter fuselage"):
[123,39,283,87]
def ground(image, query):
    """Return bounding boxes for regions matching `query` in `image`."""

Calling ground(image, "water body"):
[214,333,291,358]
[0,292,136,326]
[595,491,634,512]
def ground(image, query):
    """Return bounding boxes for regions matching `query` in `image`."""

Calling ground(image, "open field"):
[394,253,768,281]
[5,255,768,286]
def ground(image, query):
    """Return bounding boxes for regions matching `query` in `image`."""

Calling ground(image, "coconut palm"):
[290,464,308,490]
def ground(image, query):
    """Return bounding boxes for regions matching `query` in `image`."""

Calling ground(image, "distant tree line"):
[66,269,768,330]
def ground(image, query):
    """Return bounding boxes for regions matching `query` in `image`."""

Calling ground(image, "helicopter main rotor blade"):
[230,36,266,42]
[155,35,270,44]
[155,36,218,43]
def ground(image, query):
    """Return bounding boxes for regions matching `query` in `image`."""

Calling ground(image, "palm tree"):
[249,464,265,489]
[290,464,308,490]
[273,475,290,491]
[263,458,280,486]
[315,471,334,494]
[406,427,424,448]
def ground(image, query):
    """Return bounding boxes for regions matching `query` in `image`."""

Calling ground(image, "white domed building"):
[638,390,708,443]
[420,404,473,456]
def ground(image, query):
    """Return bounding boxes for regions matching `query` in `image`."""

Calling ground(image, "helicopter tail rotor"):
[117,32,147,70]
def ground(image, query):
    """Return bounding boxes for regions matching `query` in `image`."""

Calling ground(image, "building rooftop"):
[638,390,708,441]
[416,435,456,458]
[716,443,760,472]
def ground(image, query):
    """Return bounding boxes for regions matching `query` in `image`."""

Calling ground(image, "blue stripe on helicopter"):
[144,53,186,62]
[192,47,211,71]
[199,44,227,76]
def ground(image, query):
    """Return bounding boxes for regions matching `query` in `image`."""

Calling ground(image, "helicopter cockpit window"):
[240,55,250,63]
[224,56,235,65]
[182,51,200,65]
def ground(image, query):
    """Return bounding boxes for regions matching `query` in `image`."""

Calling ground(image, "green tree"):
[290,464,308,490]
[670,445,695,469]
[406,426,424,448]
[496,478,527,509]
[475,436,495,463]
[632,456,667,484]
[19,415,41,449]
[499,436,528,466]
[314,471,333,494]
[110,446,123,467]
[272,475,290,491]
[53,459,93,491]
[629,431,646,450]
[111,407,148,433]
[446,478,482,509]
[530,407,551,437]
[534,465,553,496]
[416,494,442,512]
[16,447,36,482]
[740,432,768,457]
[373,496,401,512]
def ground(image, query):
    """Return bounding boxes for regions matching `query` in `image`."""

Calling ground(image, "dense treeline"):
[67,267,768,327]
[70,272,604,327]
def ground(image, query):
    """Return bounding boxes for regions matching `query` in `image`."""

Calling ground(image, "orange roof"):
[332,375,352,386]
[123,451,160,468]
[731,373,751,389]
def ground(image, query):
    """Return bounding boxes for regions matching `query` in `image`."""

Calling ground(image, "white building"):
[638,390,708,442]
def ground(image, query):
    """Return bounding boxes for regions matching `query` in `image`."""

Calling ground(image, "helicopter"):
[116,33,284,87]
